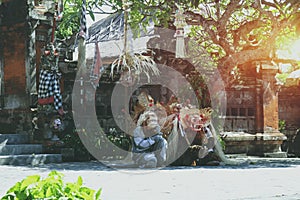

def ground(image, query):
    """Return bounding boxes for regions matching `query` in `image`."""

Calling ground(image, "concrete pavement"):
[1,159,300,200]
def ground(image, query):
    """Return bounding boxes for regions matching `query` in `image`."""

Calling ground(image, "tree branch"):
[216,0,220,19]
[217,47,271,84]
[233,19,264,46]
[254,0,277,25]
[185,10,217,27]
[217,1,242,55]
[185,10,219,46]
[218,1,242,28]
[261,0,277,8]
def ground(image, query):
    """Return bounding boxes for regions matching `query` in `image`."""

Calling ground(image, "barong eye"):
[192,124,203,131]
[191,116,200,123]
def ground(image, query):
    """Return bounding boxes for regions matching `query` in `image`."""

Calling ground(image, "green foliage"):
[57,0,300,87]
[218,134,226,151]
[107,132,131,152]
[62,128,91,157]
[275,73,289,85]
[276,26,297,50]
[59,0,300,55]
[62,127,131,160]
[1,171,102,200]
[57,2,80,38]
[57,0,110,39]
[279,120,286,133]
[127,0,173,37]
[58,0,203,39]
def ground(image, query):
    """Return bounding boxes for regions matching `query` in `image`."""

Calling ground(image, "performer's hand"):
[58,108,64,116]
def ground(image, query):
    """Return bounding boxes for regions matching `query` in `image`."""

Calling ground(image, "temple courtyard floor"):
[1,157,300,200]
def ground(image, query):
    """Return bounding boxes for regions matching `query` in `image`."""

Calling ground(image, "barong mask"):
[180,108,212,131]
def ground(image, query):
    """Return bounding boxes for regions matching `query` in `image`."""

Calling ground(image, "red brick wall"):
[279,86,300,130]
[2,23,27,95]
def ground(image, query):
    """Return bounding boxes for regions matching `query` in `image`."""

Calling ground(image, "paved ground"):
[1,158,300,200]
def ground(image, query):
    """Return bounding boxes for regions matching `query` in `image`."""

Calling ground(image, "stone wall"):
[279,85,300,131]
[0,109,31,133]
[0,0,61,133]
[0,0,47,133]
[223,64,258,133]
[222,63,288,156]
[0,21,30,133]
[224,89,256,133]
[279,85,300,149]
[278,85,300,154]
[1,23,27,96]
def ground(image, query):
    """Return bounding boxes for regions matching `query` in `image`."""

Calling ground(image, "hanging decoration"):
[90,41,105,89]
[110,0,160,85]
[79,0,87,40]
[77,0,87,75]
[174,5,187,58]
[76,0,87,108]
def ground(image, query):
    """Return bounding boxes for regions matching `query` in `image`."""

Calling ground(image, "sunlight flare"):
[277,38,300,61]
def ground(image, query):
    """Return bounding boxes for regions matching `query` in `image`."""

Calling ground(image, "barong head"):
[180,107,212,131]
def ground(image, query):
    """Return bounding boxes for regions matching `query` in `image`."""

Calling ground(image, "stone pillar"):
[254,62,287,157]
[260,63,280,132]
[223,62,287,157]
[26,23,37,99]
[255,86,264,133]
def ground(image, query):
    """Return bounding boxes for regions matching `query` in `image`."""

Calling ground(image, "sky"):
[86,6,112,27]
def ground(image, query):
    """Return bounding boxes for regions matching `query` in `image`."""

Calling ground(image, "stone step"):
[0,134,29,144]
[0,133,64,166]
[0,154,62,166]
[263,152,288,158]
[0,144,43,155]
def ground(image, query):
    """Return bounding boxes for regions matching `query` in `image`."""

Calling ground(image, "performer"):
[35,43,64,141]
[132,111,168,168]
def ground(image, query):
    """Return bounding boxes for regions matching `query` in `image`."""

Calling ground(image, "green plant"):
[107,133,131,151]
[63,128,85,148]
[279,120,286,132]
[217,134,226,151]
[1,171,101,200]
[62,128,92,158]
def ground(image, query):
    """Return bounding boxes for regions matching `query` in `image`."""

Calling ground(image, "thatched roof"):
[87,12,125,43]
[87,12,154,43]
[72,12,156,63]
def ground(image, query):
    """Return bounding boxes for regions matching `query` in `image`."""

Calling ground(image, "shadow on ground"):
[20,157,300,172]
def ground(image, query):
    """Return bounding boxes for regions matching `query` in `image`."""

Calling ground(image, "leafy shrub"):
[62,128,90,156]
[279,120,286,132]
[1,171,101,200]
[217,134,226,151]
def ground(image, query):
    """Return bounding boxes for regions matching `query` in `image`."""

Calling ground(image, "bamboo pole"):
[123,0,128,54]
